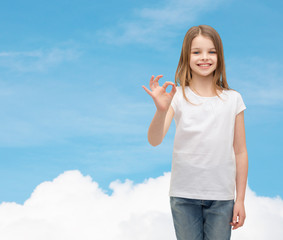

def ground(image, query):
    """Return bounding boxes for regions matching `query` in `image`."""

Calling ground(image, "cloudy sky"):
[0,0,282,239]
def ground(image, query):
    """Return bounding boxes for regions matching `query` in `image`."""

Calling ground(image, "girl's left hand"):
[230,201,246,230]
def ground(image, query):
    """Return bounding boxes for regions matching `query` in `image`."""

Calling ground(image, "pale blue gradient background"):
[0,0,282,203]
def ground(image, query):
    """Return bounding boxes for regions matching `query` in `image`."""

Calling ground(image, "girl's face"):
[189,34,217,79]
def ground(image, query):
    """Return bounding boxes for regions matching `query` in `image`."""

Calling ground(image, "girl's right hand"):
[142,75,177,112]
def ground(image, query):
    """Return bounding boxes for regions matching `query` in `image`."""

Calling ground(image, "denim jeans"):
[170,197,234,240]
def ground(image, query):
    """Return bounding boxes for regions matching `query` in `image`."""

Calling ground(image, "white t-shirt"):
[170,86,246,200]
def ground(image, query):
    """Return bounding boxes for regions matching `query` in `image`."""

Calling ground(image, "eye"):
[209,51,217,54]
[192,51,199,54]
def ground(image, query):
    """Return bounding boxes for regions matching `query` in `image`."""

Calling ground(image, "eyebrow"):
[191,48,216,50]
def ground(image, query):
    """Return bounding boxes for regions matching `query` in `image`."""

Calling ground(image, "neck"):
[189,73,221,97]
[190,73,213,90]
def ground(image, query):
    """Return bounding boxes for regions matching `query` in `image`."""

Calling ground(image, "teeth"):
[199,64,210,66]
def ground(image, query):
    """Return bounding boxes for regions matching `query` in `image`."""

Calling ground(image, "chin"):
[192,71,215,78]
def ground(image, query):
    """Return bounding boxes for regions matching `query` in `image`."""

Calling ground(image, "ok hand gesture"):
[142,75,177,112]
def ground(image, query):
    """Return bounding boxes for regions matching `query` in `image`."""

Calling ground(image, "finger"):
[230,218,237,229]
[163,82,177,96]
[230,220,236,228]
[142,85,153,97]
[231,213,241,230]
[162,81,175,90]
[232,224,239,230]
[231,221,239,230]
[150,75,162,89]
[233,221,243,230]
[153,75,163,85]
[169,84,177,97]
[149,75,155,88]
[232,212,238,226]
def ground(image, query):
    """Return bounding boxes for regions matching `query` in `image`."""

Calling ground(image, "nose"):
[201,52,208,60]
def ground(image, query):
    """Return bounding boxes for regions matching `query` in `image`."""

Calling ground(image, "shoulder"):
[223,89,243,99]
[174,86,183,98]
[228,88,244,94]
[224,88,239,94]
[171,86,185,112]
[176,85,182,92]
[224,89,246,114]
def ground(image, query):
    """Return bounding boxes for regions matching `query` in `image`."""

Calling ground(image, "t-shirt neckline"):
[187,86,224,99]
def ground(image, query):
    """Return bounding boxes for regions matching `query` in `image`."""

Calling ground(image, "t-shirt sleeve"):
[171,86,179,113]
[235,91,246,115]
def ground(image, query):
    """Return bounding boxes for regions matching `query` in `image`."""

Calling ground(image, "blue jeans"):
[170,197,234,240]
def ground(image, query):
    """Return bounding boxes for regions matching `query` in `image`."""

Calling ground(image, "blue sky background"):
[0,0,282,204]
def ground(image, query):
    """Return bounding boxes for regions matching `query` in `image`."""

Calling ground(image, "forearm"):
[148,110,167,146]
[235,150,248,202]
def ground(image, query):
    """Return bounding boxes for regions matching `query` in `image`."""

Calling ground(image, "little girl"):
[142,25,248,240]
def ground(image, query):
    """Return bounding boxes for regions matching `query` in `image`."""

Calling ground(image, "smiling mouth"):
[197,64,212,66]
[197,64,212,69]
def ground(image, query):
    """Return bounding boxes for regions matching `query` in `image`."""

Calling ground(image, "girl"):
[142,25,248,240]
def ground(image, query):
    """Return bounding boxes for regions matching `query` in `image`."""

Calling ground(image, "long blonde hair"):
[175,25,231,102]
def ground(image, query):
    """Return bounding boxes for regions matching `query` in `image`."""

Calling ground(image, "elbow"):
[149,141,161,147]
[147,131,165,147]
[148,136,163,147]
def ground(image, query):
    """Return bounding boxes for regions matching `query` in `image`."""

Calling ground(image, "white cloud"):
[0,170,282,239]
[96,0,225,47]
[0,48,80,72]
[0,171,174,240]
